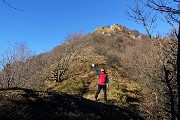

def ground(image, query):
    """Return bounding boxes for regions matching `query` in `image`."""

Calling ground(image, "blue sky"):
[0,0,166,55]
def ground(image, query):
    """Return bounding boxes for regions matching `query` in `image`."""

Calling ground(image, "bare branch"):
[2,0,23,11]
[126,0,158,38]
[147,0,180,14]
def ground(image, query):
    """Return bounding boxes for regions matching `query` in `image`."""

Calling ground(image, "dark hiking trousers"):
[95,84,107,101]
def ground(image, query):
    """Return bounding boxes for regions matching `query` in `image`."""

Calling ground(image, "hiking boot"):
[95,95,98,101]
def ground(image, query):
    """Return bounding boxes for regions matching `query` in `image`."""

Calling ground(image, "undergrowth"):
[57,79,86,95]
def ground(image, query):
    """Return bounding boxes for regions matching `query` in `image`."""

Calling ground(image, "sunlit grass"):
[58,79,86,95]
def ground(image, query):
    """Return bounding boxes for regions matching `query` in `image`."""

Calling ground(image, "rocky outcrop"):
[95,23,143,40]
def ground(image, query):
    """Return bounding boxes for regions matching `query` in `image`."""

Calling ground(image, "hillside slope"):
[41,24,146,117]
[43,25,144,106]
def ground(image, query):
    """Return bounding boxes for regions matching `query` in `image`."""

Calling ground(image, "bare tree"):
[126,0,179,119]
[47,32,86,83]
[125,0,157,38]
[0,43,32,88]
[144,1,180,119]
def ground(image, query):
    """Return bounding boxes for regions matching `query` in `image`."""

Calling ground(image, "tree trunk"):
[164,66,176,120]
[177,22,180,120]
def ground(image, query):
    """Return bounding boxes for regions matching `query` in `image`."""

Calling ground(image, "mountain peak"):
[94,23,143,40]
[94,23,127,35]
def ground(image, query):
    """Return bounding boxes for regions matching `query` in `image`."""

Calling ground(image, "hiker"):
[92,64,110,102]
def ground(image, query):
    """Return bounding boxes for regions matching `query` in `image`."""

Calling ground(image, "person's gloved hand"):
[92,64,95,67]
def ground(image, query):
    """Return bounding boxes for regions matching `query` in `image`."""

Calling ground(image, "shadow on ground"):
[0,88,144,120]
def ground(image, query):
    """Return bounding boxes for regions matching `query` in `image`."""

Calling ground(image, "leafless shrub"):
[120,38,178,118]
[47,32,87,82]
[0,43,33,88]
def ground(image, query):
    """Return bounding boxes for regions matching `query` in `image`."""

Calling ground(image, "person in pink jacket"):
[92,64,110,102]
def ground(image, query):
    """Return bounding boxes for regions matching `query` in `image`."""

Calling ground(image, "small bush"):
[58,79,85,95]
